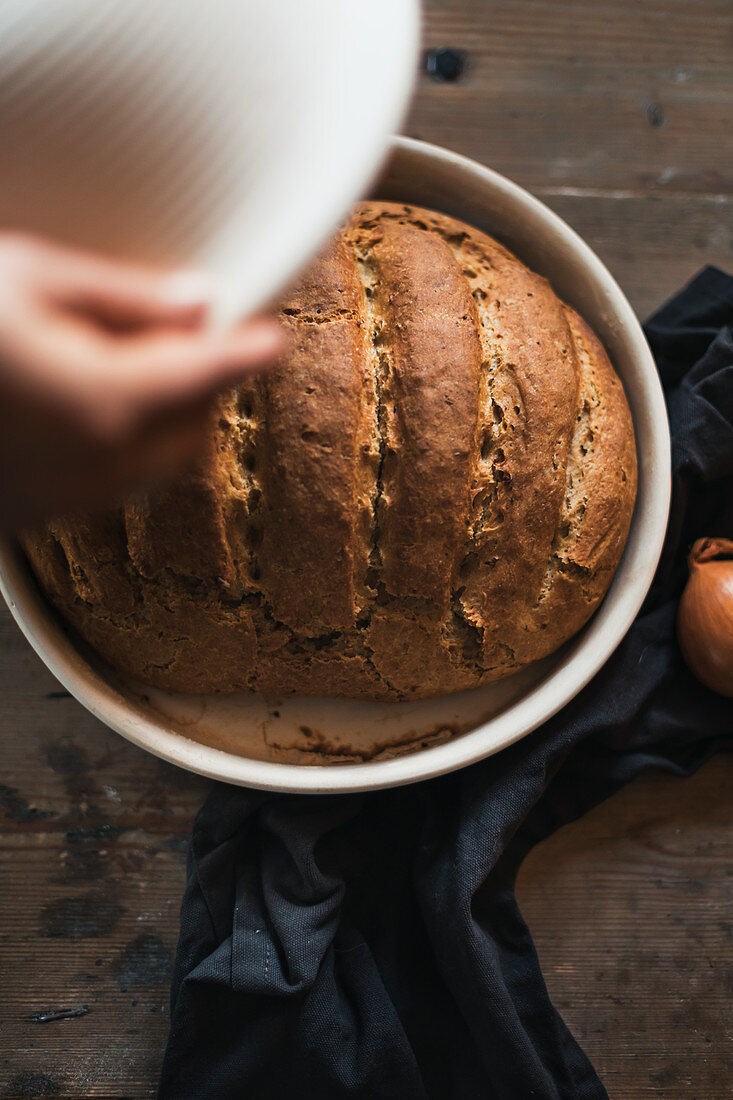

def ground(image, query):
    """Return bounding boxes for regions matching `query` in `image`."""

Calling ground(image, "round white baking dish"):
[0,137,671,794]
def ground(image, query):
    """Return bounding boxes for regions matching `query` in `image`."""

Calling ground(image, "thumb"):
[110,316,285,411]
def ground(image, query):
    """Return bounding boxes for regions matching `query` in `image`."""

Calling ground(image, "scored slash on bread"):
[23,203,637,701]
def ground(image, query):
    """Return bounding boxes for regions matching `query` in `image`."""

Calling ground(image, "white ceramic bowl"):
[0,138,671,793]
[0,0,419,326]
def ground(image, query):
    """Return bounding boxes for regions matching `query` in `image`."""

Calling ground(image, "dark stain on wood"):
[30,1006,89,1024]
[4,1073,64,1097]
[59,846,108,885]
[65,823,124,844]
[424,47,467,82]
[645,101,666,128]
[112,934,172,989]
[42,739,98,811]
[58,824,126,884]
[0,784,54,823]
[40,892,124,940]
[43,740,88,778]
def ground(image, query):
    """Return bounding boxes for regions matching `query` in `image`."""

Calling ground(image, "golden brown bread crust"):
[22,202,638,701]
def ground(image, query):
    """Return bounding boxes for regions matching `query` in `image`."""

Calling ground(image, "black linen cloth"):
[159,269,733,1100]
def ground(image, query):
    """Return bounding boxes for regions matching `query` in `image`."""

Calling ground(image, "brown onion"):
[677,537,733,697]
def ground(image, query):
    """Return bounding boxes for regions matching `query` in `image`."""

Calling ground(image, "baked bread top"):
[22,202,638,701]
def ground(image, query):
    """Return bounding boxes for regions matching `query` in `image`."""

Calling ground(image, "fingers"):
[0,232,214,329]
[116,316,285,401]
[0,232,288,526]
[49,255,215,330]
[0,276,285,440]
[84,316,286,436]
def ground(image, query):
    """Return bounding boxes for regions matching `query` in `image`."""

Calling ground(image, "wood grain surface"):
[411,0,733,319]
[1,1,732,1096]
[517,761,733,1100]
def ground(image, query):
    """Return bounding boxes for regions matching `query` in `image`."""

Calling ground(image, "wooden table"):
[1,2,731,1096]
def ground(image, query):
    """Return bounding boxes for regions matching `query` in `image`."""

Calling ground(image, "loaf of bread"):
[22,202,637,701]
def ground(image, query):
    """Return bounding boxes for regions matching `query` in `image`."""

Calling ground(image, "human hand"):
[0,234,284,530]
